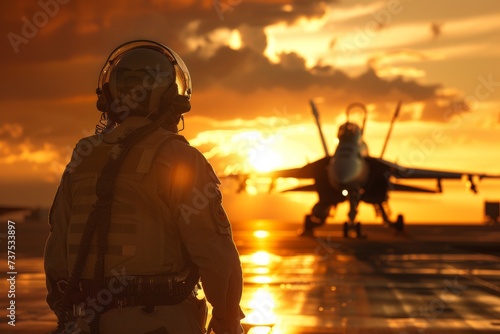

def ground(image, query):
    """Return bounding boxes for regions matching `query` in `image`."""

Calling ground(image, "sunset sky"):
[1,0,499,224]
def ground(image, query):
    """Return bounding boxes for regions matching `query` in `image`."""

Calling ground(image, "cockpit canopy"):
[337,122,362,142]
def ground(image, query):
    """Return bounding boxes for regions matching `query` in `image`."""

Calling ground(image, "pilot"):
[44,40,245,334]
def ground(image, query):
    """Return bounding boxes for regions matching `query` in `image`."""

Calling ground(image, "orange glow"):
[244,180,259,196]
[249,146,283,173]
[253,230,270,239]
[251,251,272,266]
[0,142,59,165]
[247,326,273,334]
[254,267,270,275]
[245,288,277,326]
[0,1,499,226]
[253,276,272,284]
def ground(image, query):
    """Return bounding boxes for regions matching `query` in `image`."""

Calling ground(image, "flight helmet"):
[95,40,191,128]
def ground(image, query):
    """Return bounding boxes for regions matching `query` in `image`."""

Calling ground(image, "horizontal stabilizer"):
[260,157,329,179]
[282,184,317,192]
[389,182,438,193]
[220,174,249,193]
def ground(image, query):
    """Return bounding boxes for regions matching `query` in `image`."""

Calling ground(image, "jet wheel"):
[395,214,404,232]
[343,222,349,238]
[356,222,362,238]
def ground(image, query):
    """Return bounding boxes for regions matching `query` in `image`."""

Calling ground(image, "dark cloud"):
[238,24,268,53]
[2,0,335,62]
[1,0,336,98]
[420,98,471,122]
[197,0,336,33]
[0,0,467,124]
[185,46,441,106]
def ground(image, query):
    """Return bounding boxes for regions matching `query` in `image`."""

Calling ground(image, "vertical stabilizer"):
[380,100,402,159]
[310,100,330,158]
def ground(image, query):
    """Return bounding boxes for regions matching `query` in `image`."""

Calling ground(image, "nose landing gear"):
[343,221,365,238]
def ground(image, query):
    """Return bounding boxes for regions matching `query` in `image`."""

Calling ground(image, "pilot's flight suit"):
[44,117,244,334]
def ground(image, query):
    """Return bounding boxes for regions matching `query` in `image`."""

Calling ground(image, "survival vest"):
[66,127,187,278]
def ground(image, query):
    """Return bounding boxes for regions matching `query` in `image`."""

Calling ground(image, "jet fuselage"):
[327,122,369,194]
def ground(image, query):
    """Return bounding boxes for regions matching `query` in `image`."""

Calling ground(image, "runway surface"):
[1,219,500,333]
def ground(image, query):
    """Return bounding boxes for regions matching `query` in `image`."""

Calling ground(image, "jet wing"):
[367,157,500,193]
[259,157,329,179]
[282,184,317,192]
[222,158,329,193]
[368,157,499,180]
[388,182,439,193]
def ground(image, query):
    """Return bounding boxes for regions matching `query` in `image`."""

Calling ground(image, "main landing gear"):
[299,214,326,237]
[393,214,405,233]
[375,203,405,233]
[343,221,365,238]
[299,204,405,238]
[342,215,404,238]
[342,195,365,238]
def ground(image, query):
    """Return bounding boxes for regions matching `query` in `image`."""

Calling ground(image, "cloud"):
[367,49,435,72]
[238,24,268,53]
[0,0,493,158]
[0,123,61,166]
[2,0,336,61]
[0,0,337,100]
[0,141,60,165]
[185,45,442,102]
[0,123,23,140]
[328,1,387,23]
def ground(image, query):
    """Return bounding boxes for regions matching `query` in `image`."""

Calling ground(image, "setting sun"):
[248,146,283,172]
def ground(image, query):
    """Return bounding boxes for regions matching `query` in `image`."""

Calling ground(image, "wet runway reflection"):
[1,222,500,333]
[235,222,500,334]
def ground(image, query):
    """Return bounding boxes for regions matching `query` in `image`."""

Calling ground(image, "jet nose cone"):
[332,166,358,184]
[328,157,365,186]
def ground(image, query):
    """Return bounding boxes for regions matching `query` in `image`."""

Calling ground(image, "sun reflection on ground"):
[243,288,278,334]
[247,326,274,334]
[251,251,272,266]
[240,248,284,333]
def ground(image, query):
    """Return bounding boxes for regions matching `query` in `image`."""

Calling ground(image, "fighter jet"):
[229,101,499,238]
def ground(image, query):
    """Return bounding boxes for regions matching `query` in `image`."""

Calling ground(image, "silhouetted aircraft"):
[228,101,499,238]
